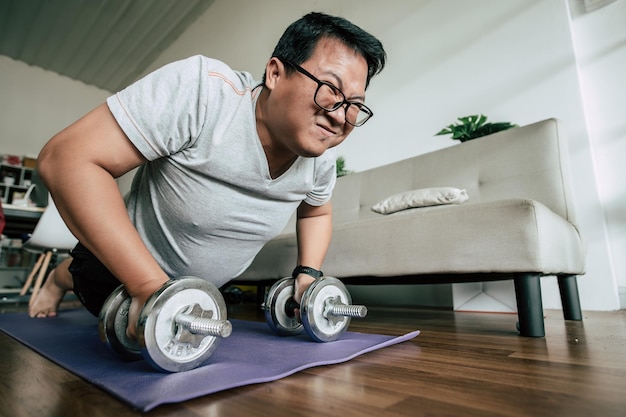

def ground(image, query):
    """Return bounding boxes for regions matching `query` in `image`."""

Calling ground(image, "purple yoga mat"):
[0,309,419,411]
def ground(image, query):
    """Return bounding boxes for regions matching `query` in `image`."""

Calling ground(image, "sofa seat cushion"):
[236,198,585,282]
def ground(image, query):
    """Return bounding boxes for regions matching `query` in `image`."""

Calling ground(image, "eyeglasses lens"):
[314,84,371,126]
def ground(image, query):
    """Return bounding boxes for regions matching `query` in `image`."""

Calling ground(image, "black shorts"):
[69,242,122,317]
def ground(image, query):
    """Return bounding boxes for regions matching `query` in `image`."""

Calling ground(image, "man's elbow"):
[36,138,62,189]
[297,201,333,219]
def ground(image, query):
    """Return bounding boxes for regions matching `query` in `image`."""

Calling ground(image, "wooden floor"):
[1,299,625,417]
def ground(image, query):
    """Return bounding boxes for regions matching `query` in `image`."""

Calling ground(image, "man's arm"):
[293,200,333,303]
[37,103,170,322]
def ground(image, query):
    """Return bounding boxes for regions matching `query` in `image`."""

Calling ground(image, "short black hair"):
[265,12,386,89]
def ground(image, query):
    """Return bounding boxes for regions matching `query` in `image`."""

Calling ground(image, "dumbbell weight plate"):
[98,285,142,361]
[137,277,227,372]
[263,277,304,336]
[300,277,352,343]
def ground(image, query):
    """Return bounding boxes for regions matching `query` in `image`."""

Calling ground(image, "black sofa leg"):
[557,275,583,321]
[513,273,545,337]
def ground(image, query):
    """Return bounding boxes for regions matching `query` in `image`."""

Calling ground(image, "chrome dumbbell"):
[263,276,367,342]
[99,277,232,372]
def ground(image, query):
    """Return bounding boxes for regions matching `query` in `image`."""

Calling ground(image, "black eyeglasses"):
[280,59,373,127]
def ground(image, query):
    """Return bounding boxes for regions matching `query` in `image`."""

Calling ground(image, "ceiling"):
[0,0,214,92]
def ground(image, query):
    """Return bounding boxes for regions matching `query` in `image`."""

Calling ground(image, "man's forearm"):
[295,203,332,269]
[293,201,333,302]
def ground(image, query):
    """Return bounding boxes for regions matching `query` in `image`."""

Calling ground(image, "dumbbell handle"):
[324,297,368,319]
[327,303,368,318]
[176,313,233,338]
[285,296,368,320]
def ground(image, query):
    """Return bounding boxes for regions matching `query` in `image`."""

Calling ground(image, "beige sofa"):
[235,118,586,337]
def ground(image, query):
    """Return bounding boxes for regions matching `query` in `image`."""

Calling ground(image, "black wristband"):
[292,265,323,279]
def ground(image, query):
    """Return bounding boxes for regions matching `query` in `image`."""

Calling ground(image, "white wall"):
[1,0,623,310]
[0,56,110,157]
[568,0,626,307]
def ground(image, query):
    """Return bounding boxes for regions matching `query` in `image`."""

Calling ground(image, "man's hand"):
[126,297,143,340]
[125,278,169,340]
[293,273,316,320]
[294,273,316,305]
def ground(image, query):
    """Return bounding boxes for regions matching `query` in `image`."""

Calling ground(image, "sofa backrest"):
[331,118,577,227]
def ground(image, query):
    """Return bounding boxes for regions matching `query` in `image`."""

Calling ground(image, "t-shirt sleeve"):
[106,55,209,161]
[304,150,337,207]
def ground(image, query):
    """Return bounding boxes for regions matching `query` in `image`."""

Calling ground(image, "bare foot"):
[28,269,67,318]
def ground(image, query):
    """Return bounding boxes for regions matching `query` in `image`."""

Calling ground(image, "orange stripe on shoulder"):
[207,71,252,96]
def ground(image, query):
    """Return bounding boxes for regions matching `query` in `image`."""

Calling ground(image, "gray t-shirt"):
[106,55,336,287]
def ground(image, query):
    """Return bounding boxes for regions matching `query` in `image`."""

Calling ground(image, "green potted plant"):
[336,156,351,177]
[435,114,518,142]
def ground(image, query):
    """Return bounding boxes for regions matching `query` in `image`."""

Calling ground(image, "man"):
[29,12,386,339]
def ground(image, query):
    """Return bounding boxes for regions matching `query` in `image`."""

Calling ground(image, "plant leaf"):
[435,114,517,141]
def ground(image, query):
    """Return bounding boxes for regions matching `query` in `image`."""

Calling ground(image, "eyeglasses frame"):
[279,58,373,127]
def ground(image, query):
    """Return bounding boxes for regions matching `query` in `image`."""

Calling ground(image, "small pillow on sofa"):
[371,187,469,214]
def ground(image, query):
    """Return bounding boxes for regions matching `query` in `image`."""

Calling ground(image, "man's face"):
[263,37,369,158]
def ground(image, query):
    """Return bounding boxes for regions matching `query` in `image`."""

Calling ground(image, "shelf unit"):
[1,163,34,204]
